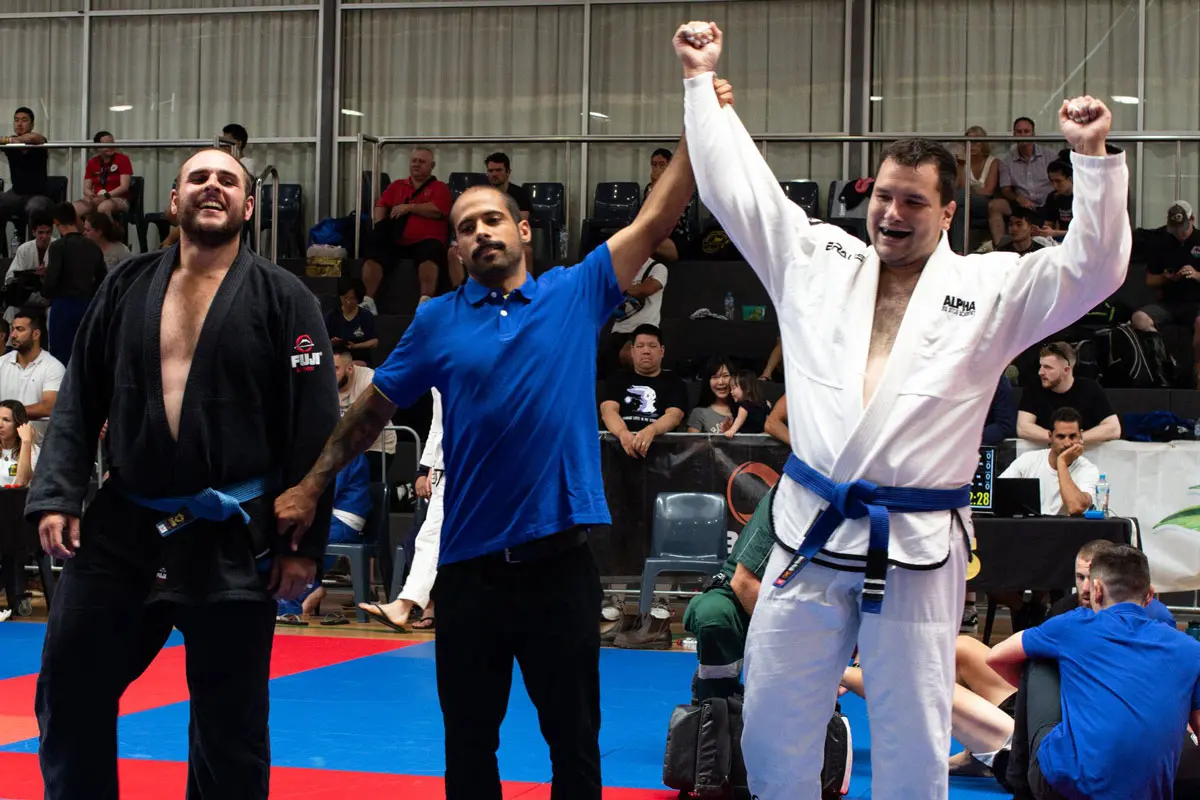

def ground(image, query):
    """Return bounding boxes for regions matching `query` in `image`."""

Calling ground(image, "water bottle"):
[1094,474,1110,516]
[724,291,736,321]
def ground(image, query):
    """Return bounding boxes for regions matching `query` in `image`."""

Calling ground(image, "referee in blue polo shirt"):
[277,78,734,800]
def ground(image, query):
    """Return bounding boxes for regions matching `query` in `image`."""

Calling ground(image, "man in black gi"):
[26,147,339,800]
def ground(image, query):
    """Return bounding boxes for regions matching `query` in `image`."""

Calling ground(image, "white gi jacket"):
[684,74,1131,570]
[420,387,444,473]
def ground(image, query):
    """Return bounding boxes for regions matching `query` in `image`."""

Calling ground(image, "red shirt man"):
[75,131,133,218]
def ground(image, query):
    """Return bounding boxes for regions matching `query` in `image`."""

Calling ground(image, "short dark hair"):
[336,276,366,302]
[1047,159,1073,180]
[14,107,34,124]
[1039,341,1076,366]
[1008,205,1038,224]
[1051,406,1083,428]
[451,185,523,226]
[331,341,353,359]
[92,130,113,143]
[1013,116,1035,131]
[484,152,511,171]
[0,318,10,338]
[29,212,53,231]
[878,138,958,205]
[13,308,45,340]
[83,211,117,241]
[51,202,77,226]
[630,324,662,345]
[222,123,248,147]
[1078,538,1116,563]
[733,368,765,405]
[1089,544,1151,605]
[651,148,673,162]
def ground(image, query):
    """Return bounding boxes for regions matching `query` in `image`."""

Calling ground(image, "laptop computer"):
[991,478,1043,518]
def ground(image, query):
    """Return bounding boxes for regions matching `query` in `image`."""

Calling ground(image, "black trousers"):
[37,557,276,800]
[432,536,603,800]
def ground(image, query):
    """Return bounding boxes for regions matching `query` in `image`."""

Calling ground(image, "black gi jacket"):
[25,245,339,603]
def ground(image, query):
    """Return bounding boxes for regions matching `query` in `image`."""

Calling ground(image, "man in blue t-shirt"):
[987,545,1200,800]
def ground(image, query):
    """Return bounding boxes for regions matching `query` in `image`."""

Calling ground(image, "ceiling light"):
[869,96,884,102]
[109,105,133,112]
[341,108,364,117]
[1110,95,1140,105]
[589,111,610,119]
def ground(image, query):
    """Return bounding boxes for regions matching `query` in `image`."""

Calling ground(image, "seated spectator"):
[1001,407,1098,516]
[724,369,769,437]
[0,399,36,487]
[0,309,64,439]
[81,211,131,271]
[1032,160,1073,236]
[995,207,1045,256]
[986,545,1200,800]
[333,343,396,481]
[1017,342,1120,443]
[601,324,686,458]
[276,452,370,623]
[950,126,999,252]
[764,392,788,445]
[982,374,1017,445]
[325,277,378,366]
[608,256,667,371]
[3,213,52,323]
[0,107,52,237]
[1130,202,1200,382]
[987,116,1057,246]
[645,147,697,262]
[360,147,452,312]
[0,319,8,351]
[73,131,133,219]
[448,152,532,287]
[687,356,735,433]
[221,123,257,176]
[45,203,107,364]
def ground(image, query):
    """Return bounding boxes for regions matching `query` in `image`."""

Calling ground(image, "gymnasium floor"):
[0,620,1011,799]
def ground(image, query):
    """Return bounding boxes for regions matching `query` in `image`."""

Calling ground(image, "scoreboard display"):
[971,447,996,511]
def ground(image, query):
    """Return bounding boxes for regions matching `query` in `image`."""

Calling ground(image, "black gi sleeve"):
[42,239,63,298]
[277,284,341,563]
[24,275,114,520]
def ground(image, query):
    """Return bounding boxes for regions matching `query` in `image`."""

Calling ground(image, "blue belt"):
[124,476,268,538]
[776,455,970,613]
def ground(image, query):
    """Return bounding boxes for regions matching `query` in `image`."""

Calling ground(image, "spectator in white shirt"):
[999,407,1098,516]
[0,399,37,486]
[3,214,52,324]
[609,257,668,371]
[0,309,64,439]
[333,342,396,480]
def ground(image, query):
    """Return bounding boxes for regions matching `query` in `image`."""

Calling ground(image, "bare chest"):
[160,270,226,438]
[864,283,917,404]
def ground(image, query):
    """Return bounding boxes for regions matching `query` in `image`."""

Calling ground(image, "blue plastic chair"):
[326,482,401,623]
[638,492,728,614]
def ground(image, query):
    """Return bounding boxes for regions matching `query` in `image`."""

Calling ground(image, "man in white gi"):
[674,21,1130,800]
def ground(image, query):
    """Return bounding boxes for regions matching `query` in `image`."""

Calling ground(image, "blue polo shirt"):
[1023,602,1200,800]
[372,244,624,565]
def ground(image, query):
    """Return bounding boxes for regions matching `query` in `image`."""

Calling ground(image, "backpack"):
[1095,323,1174,388]
[663,696,851,799]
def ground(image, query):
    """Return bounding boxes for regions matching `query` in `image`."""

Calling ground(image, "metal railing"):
[253,165,280,264]
[353,134,380,258]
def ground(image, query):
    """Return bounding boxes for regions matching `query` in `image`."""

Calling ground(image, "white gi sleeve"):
[420,387,443,470]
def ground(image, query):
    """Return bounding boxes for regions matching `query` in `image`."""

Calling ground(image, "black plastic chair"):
[526,181,565,261]
[780,180,821,218]
[446,172,489,202]
[258,183,305,259]
[112,175,144,250]
[581,181,641,253]
[825,179,870,244]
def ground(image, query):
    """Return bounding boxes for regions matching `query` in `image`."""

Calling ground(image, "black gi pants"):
[36,557,276,800]
[432,532,603,800]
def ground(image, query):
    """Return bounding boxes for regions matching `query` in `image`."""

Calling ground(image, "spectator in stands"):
[221,123,257,176]
[3,213,52,323]
[0,319,8,351]
[687,356,735,433]
[448,152,533,288]
[764,392,789,445]
[608,256,667,371]
[1032,160,1073,236]
[0,107,52,239]
[982,374,1017,445]
[601,324,686,457]
[645,147,697,261]
[0,399,36,487]
[360,147,452,313]
[725,369,769,437]
[950,126,999,252]
[325,277,378,366]
[332,342,396,481]
[987,116,1057,245]
[986,545,1200,800]
[44,203,107,364]
[81,211,131,271]
[996,207,1045,256]
[1017,342,1120,443]
[759,335,782,381]
[0,310,64,439]
[1001,406,1098,516]
[1130,201,1200,382]
[73,131,133,219]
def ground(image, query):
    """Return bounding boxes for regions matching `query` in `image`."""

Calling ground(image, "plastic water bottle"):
[724,291,736,321]
[1094,474,1110,516]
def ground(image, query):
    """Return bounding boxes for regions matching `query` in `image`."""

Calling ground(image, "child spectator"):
[724,369,770,437]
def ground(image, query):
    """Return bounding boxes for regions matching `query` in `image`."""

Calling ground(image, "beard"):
[465,241,521,285]
[338,374,349,390]
[179,198,246,249]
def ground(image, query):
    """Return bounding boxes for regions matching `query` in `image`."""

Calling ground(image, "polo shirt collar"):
[1105,601,1149,618]
[463,273,538,306]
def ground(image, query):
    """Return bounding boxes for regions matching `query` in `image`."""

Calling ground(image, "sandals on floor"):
[320,612,350,627]
[276,613,308,627]
[411,615,435,630]
[361,602,408,633]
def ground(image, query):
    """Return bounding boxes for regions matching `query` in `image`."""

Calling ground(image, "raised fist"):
[673,21,723,78]
[1059,96,1112,157]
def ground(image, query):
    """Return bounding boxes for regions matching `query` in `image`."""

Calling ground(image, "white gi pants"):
[397,472,444,609]
[742,532,967,800]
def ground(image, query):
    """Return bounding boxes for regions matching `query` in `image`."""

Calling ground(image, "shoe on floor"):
[961,606,979,633]
[614,604,672,650]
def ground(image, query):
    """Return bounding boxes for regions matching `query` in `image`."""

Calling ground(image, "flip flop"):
[411,616,436,631]
[320,612,350,627]
[360,602,408,633]
[275,614,308,627]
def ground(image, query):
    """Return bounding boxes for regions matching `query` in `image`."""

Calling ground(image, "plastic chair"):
[825,179,870,244]
[581,182,642,254]
[114,175,144,249]
[326,482,394,623]
[526,181,565,262]
[638,492,728,614]
[780,180,821,218]
[258,183,305,259]
[446,172,489,202]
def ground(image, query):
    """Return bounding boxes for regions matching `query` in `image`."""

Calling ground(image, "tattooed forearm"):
[301,386,396,493]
